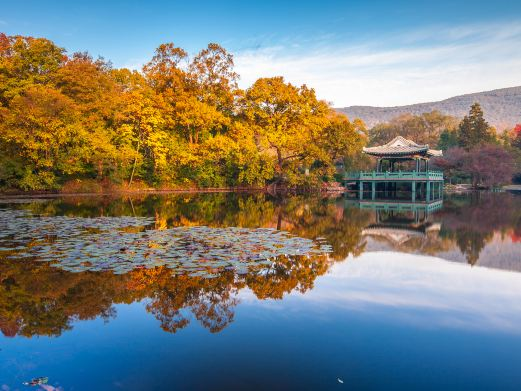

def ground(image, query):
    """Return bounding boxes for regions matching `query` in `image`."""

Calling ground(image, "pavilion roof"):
[362,222,441,246]
[363,136,442,157]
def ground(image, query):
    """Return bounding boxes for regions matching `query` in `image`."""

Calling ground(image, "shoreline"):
[2,184,518,198]
[0,186,347,198]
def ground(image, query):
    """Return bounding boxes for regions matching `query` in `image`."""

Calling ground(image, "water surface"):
[1,192,521,390]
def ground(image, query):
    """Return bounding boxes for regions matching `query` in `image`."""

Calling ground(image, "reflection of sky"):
[240,251,521,334]
[3,252,521,390]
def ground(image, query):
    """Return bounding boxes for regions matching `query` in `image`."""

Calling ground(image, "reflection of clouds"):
[240,252,521,333]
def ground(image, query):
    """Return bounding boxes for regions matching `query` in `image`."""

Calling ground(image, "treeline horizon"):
[1,33,520,192]
[0,33,366,191]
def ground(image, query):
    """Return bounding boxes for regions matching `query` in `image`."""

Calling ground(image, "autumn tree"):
[320,113,366,161]
[439,145,513,187]
[0,85,88,189]
[1,34,369,190]
[370,111,458,147]
[143,43,188,95]
[56,52,122,179]
[114,69,169,184]
[244,77,330,184]
[511,124,521,149]
[0,34,65,106]
[188,43,239,114]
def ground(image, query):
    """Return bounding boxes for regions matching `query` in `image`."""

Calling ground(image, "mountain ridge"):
[336,86,521,130]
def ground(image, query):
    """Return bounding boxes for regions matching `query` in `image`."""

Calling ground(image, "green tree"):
[457,103,494,150]
[437,128,459,151]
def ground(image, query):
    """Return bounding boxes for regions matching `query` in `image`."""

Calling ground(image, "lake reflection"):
[1,192,521,390]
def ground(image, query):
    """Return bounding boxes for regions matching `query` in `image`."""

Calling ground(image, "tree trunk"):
[97,160,103,179]
[128,140,141,187]
[276,148,283,182]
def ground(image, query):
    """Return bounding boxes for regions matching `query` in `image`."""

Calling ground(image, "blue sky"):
[2,0,521,106]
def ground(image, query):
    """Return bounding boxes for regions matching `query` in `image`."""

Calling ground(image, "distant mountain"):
[336,86,521,130]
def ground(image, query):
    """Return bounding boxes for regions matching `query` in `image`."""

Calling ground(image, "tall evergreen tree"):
[457,103,493,150]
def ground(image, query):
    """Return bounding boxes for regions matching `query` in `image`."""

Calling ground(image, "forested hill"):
[337,86,521,130]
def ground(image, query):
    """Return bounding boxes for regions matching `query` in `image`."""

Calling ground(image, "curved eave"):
[363,150,429,157]
[427,149,443,157]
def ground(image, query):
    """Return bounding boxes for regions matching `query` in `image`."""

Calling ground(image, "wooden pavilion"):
[345,136,444,202]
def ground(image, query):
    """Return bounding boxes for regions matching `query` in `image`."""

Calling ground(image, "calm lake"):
[1,192,521,390]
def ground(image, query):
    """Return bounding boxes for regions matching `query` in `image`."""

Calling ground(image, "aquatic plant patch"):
[0,208,331,276]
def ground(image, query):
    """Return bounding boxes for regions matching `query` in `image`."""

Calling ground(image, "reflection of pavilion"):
[354,199,443,213]
[346,199,442,247]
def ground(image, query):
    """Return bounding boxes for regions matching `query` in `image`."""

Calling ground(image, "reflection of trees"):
[453,230,489,266]
[246,255,329,300]
[274,198,372,261]
[5,191,521,337]
[129,269,242,334]
[3,194,355,338]
[358,193,521,265]
[17,192,521,266]
[439,193,521,265]
[0,258,122,337]
[0,251,330,337]
[16,193,373,261]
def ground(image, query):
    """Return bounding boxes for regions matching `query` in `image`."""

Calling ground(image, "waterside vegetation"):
[1,34,520,192]
[0,34,365,192]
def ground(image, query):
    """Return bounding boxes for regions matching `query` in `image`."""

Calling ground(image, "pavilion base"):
[345,177,444,203]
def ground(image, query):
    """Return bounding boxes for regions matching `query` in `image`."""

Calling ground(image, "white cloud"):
[122,57,149,71]
[233,21,521,107]
[239,251,521,333]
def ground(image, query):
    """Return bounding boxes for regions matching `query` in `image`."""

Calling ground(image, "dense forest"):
[1,34,520,191]
[0,34,366,191]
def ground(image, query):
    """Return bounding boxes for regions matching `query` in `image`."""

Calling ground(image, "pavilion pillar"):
[412,181,416,202]
[371,181,376,200]
[426,181,431,202]
[359,181,363,200]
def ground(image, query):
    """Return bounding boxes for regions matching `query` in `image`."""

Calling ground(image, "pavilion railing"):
[344,170,444,181]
